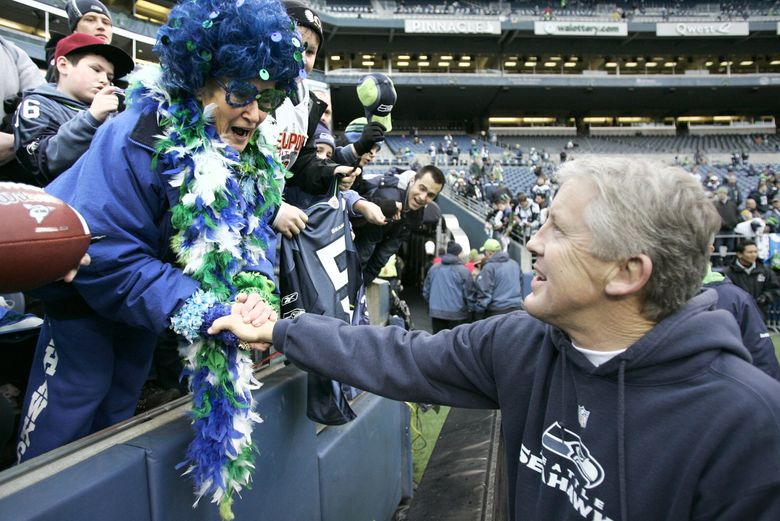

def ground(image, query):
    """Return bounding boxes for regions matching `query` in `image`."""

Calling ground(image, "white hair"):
[557,156,721,321]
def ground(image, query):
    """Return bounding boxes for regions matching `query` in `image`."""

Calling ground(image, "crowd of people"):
[0,0,444,516]
[0,0,779,520]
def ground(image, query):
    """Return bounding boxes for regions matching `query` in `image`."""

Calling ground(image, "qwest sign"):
[656,22,749,37]
[534,21,627,37]
[404,19,501,34]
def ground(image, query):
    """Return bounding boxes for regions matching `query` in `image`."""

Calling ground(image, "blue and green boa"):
[127,65,287,520]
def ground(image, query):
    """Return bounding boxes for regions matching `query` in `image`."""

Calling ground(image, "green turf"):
[409,405,450,484]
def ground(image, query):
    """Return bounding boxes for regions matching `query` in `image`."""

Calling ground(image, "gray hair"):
[556,156,720,321]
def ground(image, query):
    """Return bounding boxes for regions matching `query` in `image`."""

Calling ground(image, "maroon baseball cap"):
[54,32,134,79]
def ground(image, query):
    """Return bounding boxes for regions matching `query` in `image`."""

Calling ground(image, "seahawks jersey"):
[279,192,363,425]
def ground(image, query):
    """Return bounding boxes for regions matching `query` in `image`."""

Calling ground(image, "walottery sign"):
[656,22,749,37]
[534,21,627,37]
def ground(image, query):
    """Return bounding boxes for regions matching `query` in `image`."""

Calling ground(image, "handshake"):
[210,293,278,350]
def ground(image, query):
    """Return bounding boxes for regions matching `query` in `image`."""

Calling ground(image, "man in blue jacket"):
[704,264,780,380]
[212,157,780,521]
[473,238,523,316]
[423,241,474,333]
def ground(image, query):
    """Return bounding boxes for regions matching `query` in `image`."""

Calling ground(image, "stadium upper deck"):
[1,0,778,127]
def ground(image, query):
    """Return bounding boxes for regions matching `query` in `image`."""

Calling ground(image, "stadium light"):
[605,62,617,68]
[362,61,375,66]
[524,62,536,67]
[664,62,677,67]
[135,0,171,23]
[419,55,428,60]
[645,62,657,68]
[398,55,411,60]
[419,61,430,66]
[625,62,638,67]
[564,62,577,68]
[461,55,471,61]
[362,54,373,59]
[550,56,562,61]
[720,61,732,66]
[704,61,713,66]
[544,62,556,67]
[505,61,517,67]
[441,55,453,61]
[458,62,470,67]
[437,61,449,67]
[739,60,754,66]
[330,56,341,61]
[0,18,46,37]
[397,61,409,66]
[771,60,780,65]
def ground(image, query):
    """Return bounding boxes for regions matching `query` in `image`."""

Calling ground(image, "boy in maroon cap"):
[13,33,133,186]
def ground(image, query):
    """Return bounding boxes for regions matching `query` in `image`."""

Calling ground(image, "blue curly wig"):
[154,0,304,96]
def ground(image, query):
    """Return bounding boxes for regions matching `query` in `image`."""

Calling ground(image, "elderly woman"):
[17,0,303,516]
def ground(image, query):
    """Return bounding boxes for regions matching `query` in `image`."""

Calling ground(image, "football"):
[0,182,91,292]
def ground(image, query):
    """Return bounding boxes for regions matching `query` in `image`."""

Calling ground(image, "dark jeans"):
[431,317,468,334]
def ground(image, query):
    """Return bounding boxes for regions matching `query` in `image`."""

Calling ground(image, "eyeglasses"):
[214,78,287,112]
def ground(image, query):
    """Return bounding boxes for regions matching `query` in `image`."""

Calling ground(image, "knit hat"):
[446,241,462,256]
[481,238,501,253]
[284,1,323,52]
[356,73,395,132]
[343,117,383,151]
[314,123,335,151]
[65,0,112,32]
[55,32,134,79]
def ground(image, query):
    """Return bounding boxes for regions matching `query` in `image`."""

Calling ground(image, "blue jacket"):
[706,278,780,381]
[272,290,780,521]
[473,251,523,313]
[45,105,277,333]
[422,253,474,320]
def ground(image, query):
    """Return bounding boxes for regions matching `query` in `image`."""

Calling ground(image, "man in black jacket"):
[356,165,445,283]
[725,241,780,320]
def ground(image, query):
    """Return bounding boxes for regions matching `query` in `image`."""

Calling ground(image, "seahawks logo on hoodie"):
[541,421,605,489]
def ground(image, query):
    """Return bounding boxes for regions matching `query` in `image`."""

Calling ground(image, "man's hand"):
[88,86,120,122]
[208,313,276,349]
[61,253,91,283]
[233,292,277,326]
[273,202,308,238]
[337,166,361,191]
[0,132,14,165]
[353,122,385,155]
[353,200,387,225]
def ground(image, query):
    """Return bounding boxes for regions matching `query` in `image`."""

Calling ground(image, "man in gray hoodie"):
[0,36,44,181]
[13,33,132,186]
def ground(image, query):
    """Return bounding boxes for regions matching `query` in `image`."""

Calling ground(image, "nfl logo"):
[578,405,591,428]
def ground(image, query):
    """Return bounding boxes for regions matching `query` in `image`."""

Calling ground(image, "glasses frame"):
[214,78,287,112]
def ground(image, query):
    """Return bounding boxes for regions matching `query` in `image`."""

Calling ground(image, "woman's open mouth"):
[231,126,252,138]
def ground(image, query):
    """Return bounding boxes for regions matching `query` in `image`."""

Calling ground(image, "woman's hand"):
[208,313,275,349]
[273,202,308,238]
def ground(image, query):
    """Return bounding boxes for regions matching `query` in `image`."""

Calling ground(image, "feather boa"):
[127,65,286,520]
